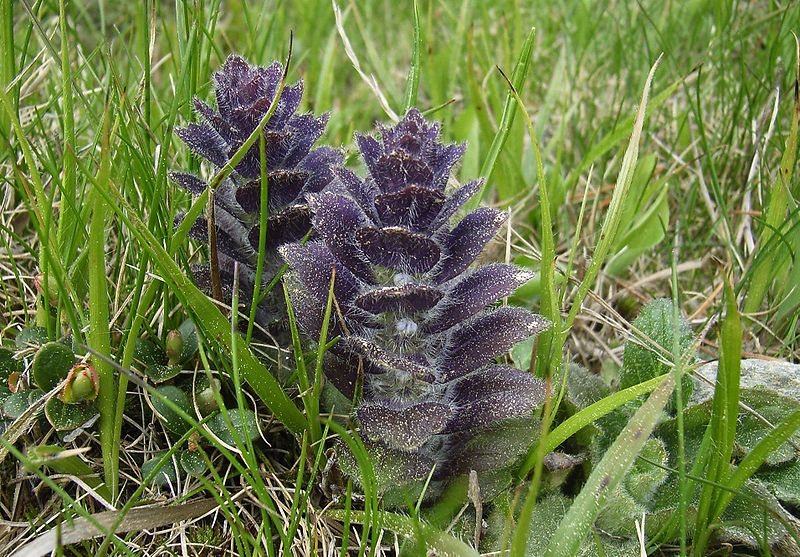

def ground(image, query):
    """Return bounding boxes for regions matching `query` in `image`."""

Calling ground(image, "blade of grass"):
[468,26,536,209]
[88,101,117,498]
[743,35,799,315]
[539,374,676,557]
[0,0,14,136]
[693,280,744,555]
[324,419,381,557]
[74,157,306,434]
[498,63,562,556]
[86,348,286,555]
[401,0,420,112]
[517,55,663,481]
[540,373,667,457]
[0,84,85,336]
[670,236,689,554]
[245,132,269,344]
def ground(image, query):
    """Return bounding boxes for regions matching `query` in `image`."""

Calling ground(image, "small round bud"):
[196,378,221,416]
[34,273,59,307]
[165,330,184,364]
[60,363,100,404]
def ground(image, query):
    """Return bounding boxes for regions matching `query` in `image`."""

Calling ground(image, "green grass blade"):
[694,281,744,554]
[88,103,117,497]
[0,0,15,134]
[76,160,306,434]
[543,373,667,457]
[401,0,421,112]
[246,132,270,344]
[715,409,800,519]
[541,374,676,557]
[561,55,662,334]
[743,36,799,315]
[469,26,535,209]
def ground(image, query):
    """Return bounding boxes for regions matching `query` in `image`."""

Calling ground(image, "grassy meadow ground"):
[0,0,799,555]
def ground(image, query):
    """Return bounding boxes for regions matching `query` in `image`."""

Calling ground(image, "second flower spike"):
[172,55,342,328]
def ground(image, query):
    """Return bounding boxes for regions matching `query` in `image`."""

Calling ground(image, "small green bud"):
[165,330,184,364]
[34,273,59,307]
[196,378,221,416]
[60,363,100,404]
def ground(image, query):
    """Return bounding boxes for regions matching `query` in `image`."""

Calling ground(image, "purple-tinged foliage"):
[281,109,549,498]
[172,55,341,327]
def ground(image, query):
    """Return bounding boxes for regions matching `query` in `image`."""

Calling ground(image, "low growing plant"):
[172,54,342,330]
[282,109,550,501]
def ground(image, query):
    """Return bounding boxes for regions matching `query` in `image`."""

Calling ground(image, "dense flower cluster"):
[281,109,549,494]
[172,55,341,326]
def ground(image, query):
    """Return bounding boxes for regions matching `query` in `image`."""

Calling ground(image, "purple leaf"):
[433,207,507,283]
[374,185,445,230]
[348,337,436,383]
[372,150,434,193]
[247,204,313,249]
[235,170,309,213]
[175,123,229,168]
[309,191,375,280]
[299,146,343,195]
[322,352,359,400]
[356,226,441,273]
[444,421,537,475]
[357,401,451,449]
[280,241,360,304]
[440,307,550,380]
[333,167,379,221]
[356,134,383,178]
[450,365,545,406]
[426,264,534,333]
[169,172,208,196]
[428,179,483,232]
[354,283,443,315]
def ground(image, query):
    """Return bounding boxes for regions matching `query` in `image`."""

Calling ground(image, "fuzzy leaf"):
[434,208,507,282]
[356,226,441,273]
[441,308,549,380]
[426,264,534,333]
[354,283,442,315]
[374,185,445,230]
[357,401,451,449]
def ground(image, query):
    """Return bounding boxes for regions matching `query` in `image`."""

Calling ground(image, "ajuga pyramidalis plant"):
[171,55,341,328]
[281,109,550,499]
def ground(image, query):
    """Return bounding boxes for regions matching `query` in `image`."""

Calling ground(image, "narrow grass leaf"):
[88,103,117,497]
[81,167,306,433]
[744,36,799,314]
[541,374,676,557]
[402,0,421,112]
[469,26,535,209]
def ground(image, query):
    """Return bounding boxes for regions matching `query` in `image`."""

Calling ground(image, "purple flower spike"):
[171,55,342,329]
[282,109,550,499]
